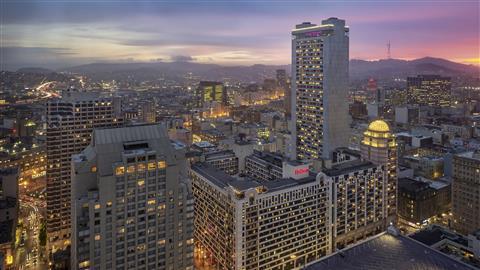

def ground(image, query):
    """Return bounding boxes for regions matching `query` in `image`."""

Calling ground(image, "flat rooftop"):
[191,163,316,194]
[306,232,474,270]
[322,160,377,177]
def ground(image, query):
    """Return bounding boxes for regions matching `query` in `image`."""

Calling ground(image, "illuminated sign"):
[294,168,309,175]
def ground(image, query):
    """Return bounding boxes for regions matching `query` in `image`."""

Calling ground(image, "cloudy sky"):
[1,0,479,70]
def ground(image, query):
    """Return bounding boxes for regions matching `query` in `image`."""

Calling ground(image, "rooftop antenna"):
[387,41,391,59]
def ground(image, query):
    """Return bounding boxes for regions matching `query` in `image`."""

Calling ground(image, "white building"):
[291,18,350,161]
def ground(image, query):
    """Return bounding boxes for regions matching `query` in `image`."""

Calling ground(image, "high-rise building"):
[452,151,480,235]
[71,124,194,270]
[46,90,123,252]
[276,69,290,118]
[407,75,452,107]
[196,81,227,108]
[317,160,388,250]
[139,101,156,123]
[291,18,350,161]
[191,164,331,269]
[0,169,18,270]
[360,119,397,224]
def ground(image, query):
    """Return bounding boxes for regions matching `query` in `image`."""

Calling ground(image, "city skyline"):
[1,0,479,70]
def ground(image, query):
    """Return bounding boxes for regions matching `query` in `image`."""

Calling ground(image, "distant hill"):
[61,62,290,83]
[16,67,55,74]
[54,57,480,83]
[350,57,479,80]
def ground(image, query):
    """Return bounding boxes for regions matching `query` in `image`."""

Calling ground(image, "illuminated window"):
[106,201,112,207]
[127,165,135,174]
[79,261,90,268]
[158,161,166,169]
[137,163,145,172]
[115,166,125,176]
[158,239,165,245]
[138,180,145,186]
[95,234,101,241]
[147,162,156,171]
[147,199,156,205]
[94,204,100,210]
[91,166,97,173]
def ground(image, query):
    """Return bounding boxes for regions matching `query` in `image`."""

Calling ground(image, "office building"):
[203,150,239,175]
[196,81,227,108]
[245,150,309,181]
[360,119,397,224]
[46,90,123,252]
[71,124,194,270]
[191,164,331,269]
[318,160,388,250]
[276,69,290,118]
[397,177,451,226]
[452,151,480,235]
[139,101,156,123]
[407,75,452,107]
[0,169,18,270]
[291,18,350,161]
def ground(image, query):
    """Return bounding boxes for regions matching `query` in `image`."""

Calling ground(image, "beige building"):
[318,160,388,250]
[46,90,123,252]
[452,151,480,235]
[191,164,331,270]
[360,119,397,224]
[71,124,194,270]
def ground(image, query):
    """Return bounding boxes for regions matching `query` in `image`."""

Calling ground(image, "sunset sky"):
[1,0,479,70]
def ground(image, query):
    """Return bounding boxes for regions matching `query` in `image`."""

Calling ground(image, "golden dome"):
[368,120,390,132]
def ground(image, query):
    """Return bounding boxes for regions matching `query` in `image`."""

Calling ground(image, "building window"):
[158,161,166,169]
[116,166,125,176]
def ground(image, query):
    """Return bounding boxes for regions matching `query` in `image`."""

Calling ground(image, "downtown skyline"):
[1,0,479,70]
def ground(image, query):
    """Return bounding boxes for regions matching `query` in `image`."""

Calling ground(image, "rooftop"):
[191,163,316,194]
[306,232,474,270]
[322,160,377,177]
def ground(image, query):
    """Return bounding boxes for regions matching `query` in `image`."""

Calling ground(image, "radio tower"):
[387,41,391,59]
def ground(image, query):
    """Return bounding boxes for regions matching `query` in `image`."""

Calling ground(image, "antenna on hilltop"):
[387,41,391,59]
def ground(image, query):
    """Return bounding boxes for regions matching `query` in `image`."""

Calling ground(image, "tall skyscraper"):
[452,151,480,235]
[291,18,350,161]
[195,81,227,108]
[360,119,397,224]
[46,90,123,252]
[71,124,194,270]
[407,75,452,107]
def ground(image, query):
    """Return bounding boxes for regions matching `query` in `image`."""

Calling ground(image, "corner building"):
[71,125,194,270]
[191,164,331,270]
[292,18,350,161]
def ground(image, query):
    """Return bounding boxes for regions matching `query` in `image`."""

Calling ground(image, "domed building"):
[361,119,397,224]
